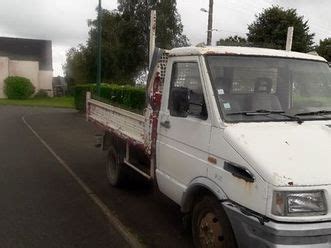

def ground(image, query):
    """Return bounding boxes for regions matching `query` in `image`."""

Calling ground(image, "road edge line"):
[22,116,144,248]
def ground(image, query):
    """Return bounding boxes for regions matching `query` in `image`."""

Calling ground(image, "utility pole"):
[96,0,102,96]
[149,10,157,69]
[286,26,294,51]
[207,0,214,46]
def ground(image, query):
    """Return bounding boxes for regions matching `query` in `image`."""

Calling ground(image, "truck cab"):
[87,46,331,247]
[156,46,331,247]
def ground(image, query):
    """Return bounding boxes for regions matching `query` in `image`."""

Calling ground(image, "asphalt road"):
[0,106,192,248]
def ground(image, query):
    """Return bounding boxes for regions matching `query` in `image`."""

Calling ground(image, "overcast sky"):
[0,0,330,76]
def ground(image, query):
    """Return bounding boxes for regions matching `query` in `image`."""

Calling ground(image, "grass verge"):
[0,96,75,109]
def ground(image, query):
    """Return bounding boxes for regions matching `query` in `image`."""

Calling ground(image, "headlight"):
[272,191,327,216]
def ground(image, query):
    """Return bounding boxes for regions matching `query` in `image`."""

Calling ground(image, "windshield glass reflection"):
[206,55,331,122]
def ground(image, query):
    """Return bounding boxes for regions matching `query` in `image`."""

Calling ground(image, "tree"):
[64,9,137,85]
[87,9,142,84]
[216,35,248,46]
[316,38,331,62]
[64,45,94,84]
[247,6,315,52]
[64,1,188,85]
[118,0,189,67]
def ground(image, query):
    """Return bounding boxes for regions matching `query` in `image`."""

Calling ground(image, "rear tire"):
[192,196,237,248]
[106,147,126,187]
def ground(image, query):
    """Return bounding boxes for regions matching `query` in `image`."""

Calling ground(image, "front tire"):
[192,196,237,248]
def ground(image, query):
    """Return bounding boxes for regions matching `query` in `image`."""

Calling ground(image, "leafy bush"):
[74,84,94,112]
[34,89,50,98]
[4,76,35,99]
[74,84,146,112]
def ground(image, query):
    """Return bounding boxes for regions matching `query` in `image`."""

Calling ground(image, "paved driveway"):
[0,106,192,248]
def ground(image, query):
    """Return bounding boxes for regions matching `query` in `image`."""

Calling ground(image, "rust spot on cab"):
[208,156,217,164]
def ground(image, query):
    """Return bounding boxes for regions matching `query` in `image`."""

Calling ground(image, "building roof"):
[169,46,326,62]
[0,37,53,70]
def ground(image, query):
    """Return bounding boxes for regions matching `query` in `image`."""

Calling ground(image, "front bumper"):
[223,202,331,247]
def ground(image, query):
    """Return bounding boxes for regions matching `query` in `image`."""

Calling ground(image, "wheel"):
[106,147,126,187]
[192,196,237,248]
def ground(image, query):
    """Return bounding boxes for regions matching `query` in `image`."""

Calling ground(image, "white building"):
[0,37,53,98]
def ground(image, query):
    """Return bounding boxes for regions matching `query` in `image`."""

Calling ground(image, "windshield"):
[206,55,331,122]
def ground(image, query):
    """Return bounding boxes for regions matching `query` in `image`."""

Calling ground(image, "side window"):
[168,62,208,120]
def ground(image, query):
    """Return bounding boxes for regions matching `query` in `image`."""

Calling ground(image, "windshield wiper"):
[295,110,331,117]
[227,110,282,116]
[228,109,303,124]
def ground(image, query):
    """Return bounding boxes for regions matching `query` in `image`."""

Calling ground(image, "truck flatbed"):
[87,95,145,144]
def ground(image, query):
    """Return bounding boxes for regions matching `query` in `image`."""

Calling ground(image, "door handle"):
[160,120,171,129]
[224,162,255,183]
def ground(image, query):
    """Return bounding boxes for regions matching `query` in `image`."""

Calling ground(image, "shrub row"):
[74,84,146,112]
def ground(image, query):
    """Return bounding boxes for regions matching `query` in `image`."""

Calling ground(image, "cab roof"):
[169,46,326,62]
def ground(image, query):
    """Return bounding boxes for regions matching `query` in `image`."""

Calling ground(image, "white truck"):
[87,46,331,247]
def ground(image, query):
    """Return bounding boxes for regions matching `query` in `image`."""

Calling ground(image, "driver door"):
[156,57,211,204]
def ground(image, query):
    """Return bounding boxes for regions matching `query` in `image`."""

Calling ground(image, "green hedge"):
[74,84,146,112]
[74,84,94,112]
[4,76,35,99]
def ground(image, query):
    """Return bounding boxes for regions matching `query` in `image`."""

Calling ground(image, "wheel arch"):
[103,131,126,155]
[181,177,228,213]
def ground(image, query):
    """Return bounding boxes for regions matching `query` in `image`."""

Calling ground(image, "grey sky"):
[0,0,330,76]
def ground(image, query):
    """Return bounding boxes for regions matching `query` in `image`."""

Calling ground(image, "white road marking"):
[22,116,144,248]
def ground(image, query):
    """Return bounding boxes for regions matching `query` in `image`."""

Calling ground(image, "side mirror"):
[169,87,190,117]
